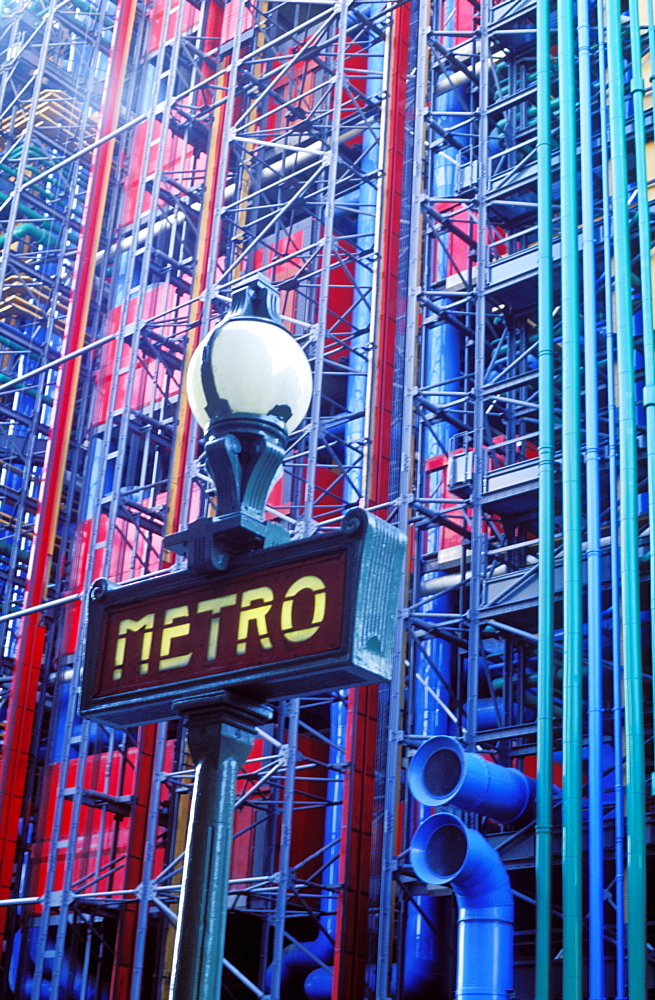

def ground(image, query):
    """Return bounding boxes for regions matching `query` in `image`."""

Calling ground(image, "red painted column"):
[108,727,157,1000]
[369,0,410,507]
[0,0,138,943]
[331,7,410,996]
[331,686,378,998]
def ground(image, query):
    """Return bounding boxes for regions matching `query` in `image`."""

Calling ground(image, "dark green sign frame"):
[81,509,405,727]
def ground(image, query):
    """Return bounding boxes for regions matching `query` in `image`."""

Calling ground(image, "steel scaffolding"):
[1,0,654,994]
[378,0,655,994]
[0,1,408,997]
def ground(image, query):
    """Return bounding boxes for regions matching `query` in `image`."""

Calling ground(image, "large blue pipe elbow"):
[408,735,534,823]
[410,813,514,1000]
[264,928,332,995]
[304,965,333,999]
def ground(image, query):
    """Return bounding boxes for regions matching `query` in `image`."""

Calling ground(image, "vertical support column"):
[369,0,410,507]
[604,0,648,989]
[266,699,300,1000]
[535,0,555,989]
[109,725,160,1000]
[577,0,604,990]
[558,0,584,972]
[165,0,230,542]
[169,694,272,1000]
[465,0,491,750]
[375,0,425,992]
[331,686,378,1000]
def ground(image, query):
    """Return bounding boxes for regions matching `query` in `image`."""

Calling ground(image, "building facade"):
[0,0,652,996]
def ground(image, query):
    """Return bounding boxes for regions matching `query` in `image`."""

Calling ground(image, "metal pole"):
[465,0,491,750]
[605,0,648,986]
[534,0,554,984]
[169,693,272,1000]
[557,0,583,984]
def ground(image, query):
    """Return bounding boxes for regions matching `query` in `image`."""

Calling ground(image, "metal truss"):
[376,0,550,994]
[173,2,402,997]
[0,0,404,998]
[378,0,655,988]
[183,0,395,532]
[0,0,112,670]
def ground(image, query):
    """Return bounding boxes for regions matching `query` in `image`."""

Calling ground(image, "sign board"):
[81,509,405,726]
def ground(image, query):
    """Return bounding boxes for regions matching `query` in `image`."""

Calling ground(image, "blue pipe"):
[576,0,605,987]
[595,1,626,982]
[408,735,534,824]
[397,896,443,999]
[410,813,513,1000]
[604,305,627,993]
[477,696,536,730]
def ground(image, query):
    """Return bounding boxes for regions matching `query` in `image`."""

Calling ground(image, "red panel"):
[331,686,378,1000]
[60,600,83,658]
[220,0,253,43]
[91,286,186,428]
[147,0,200,55]
[109,727,159,1000]
[369,2,410,508]
[29,748,138,898]
[229,736,328,885]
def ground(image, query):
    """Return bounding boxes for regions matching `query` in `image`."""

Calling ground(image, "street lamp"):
[168,277,312,569]
[167,277,311,1000]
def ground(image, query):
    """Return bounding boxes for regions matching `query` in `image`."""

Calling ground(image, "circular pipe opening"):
[422,747,462,800]
[424,820,467,879]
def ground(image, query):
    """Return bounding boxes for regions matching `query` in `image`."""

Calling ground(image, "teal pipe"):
[535,0,555,990]
[0,222,59,249]
[69,0,116,26]
[0,371,45,402]
[557,0,584,993]
[648,0,655,825]
[605,0,648,991]
[595,5,626,988]
[628,0,655,812]
[576,0,604,992]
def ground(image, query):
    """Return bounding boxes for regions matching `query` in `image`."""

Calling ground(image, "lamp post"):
[168,277,312,1000]
[167,276,312,571]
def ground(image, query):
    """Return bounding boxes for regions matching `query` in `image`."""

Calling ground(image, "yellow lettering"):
[280,575,327,643]
[113,614,155,680]
[197,594,238,660]
[158,605,192,671]
[236,586,274,654]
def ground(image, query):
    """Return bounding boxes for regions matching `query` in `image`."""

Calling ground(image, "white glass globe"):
[187,317,313,433]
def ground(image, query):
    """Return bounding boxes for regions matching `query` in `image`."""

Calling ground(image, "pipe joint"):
[410,814,514,1000]
[408,735,534,823]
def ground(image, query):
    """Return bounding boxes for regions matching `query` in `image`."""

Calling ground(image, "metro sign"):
[81,509,405,726]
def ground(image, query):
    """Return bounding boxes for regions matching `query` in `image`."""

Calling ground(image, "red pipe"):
[369,0,410,507]
[108,727,157,1000]
[330,685,378,1000]
[0,0,138,943]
